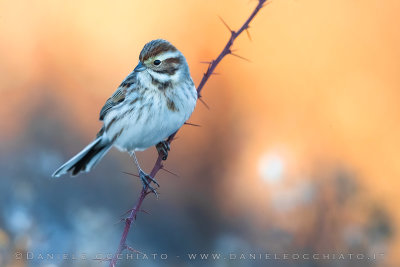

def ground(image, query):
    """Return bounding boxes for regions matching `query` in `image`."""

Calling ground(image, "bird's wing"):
[99,87,126,120]
[99,72,136,121]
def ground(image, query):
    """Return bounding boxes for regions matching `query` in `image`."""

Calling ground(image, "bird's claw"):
[139,170,159,198]
[156,141,170,161]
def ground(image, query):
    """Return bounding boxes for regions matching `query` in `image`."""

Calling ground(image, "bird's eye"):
[153,60,161,66]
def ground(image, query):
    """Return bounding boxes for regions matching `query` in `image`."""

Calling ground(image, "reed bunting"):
[52,39,197,194]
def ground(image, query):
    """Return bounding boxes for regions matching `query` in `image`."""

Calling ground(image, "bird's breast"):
[103,80,196,151]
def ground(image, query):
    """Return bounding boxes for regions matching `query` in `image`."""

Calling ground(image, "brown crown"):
[139,39,177,62]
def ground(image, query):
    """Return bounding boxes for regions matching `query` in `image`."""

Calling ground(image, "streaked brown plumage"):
[53,39,197,194]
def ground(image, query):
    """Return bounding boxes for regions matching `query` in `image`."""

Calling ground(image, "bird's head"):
[134,39,189,83]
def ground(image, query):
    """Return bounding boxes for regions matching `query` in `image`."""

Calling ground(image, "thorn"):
[184,122,201,127]
[161,167,180,177]
[122,171,139,178]
[230,53,251,62]
[121,210,131,217]
[114,216,133,225]
[126,245,145,255]
[114,218,126,225]
[246,28,252,41]
[261,0,270,8]
[198,97,210,110]
[218,16,233,32]
[120,207,138,217]
[140,209,151,215]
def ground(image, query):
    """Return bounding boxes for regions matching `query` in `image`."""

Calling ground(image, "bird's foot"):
[156,141,170,160]
[139,170,160,198]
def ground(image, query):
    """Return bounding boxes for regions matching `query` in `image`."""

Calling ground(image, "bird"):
[52,39,198,195]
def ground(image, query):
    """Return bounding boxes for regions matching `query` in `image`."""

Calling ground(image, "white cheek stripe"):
[157,51,181,61]
[146,69,171,82]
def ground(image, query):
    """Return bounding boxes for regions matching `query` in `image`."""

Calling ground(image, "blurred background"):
[0,0,399,266]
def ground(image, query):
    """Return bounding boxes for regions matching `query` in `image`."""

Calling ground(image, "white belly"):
[103,86,196,151]
[111,106,186,151]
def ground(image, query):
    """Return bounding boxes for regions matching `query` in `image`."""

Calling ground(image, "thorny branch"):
[109,1,268,266]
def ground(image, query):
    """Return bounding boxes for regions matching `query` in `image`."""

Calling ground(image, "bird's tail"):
[52,137,112,177]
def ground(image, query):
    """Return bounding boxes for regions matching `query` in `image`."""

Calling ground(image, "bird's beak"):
[134,61,146,72]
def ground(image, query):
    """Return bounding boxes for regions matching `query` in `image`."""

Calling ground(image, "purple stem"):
[109,1,267,266]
